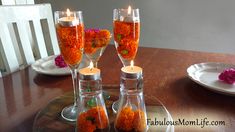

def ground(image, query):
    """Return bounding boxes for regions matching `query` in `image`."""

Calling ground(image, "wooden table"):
[0,46,235,132]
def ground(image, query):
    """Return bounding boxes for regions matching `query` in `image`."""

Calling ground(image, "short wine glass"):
[112,7,140,113]
[84,29,112,100]
[84,29,111,68]
[54,9,84,121]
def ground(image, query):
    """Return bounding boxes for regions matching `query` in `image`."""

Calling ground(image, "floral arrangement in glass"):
[84,29,111,67]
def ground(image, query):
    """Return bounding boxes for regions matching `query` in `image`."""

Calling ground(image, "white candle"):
[123,5,134,22]
[79,61,101,80]
[58,9,79,27]
[121,61,142,78]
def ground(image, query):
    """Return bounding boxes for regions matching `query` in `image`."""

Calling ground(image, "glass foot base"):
[112,100,138,114]
[61,105,77,122]
[112,100,119,114]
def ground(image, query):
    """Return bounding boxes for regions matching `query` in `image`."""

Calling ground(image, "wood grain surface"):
[1,46,235,132]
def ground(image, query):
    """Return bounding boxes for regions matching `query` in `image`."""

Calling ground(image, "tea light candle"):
[123,5,134,22]
[79,61,101,80]
[121,61,142,79]
[58,9,79,27]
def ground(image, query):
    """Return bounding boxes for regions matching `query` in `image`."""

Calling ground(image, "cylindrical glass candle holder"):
[76,66,110,132]
[114,65,147,132]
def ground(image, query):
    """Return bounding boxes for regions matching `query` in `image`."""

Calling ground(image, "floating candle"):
[79,61,101,80]
[121,60,142,78]
[58,9,79,27]
[127,5,132,15]
[123,5,134,22]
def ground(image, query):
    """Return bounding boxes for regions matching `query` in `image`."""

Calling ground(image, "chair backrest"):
[1,0,34,5]
[0,0,34,78]
[0,4,60,77]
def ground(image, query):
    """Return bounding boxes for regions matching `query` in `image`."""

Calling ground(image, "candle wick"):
[131,66,134,70]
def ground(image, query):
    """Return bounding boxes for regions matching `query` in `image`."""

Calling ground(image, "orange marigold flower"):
[133,110,147,132]
[114,21,131,37]
[117,39,138,60]
[84,29,111,55]
[115,107,135,131]
[113,20,140,60]
[87,106,109,129]
[84,38,97,54]
[77,106,109,132]
[56,24,84,66]
[99,29,111,38]
[115,107,147,132]
[60,46,82,65]
[77,112,96,132]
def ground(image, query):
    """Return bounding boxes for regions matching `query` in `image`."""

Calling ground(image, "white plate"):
[32,55,87,76]
[187,62,235,96]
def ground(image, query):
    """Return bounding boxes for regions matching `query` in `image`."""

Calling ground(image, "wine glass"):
[84,29,112,100]
[84,29,111,68]
[112,6,140,113]
[113,6,140,66]
[54,9,84,121]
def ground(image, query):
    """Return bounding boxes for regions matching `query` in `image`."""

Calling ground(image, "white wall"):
[38,0,235,54]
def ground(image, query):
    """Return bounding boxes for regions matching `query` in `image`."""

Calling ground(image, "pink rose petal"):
[54,55,68,68]
[218,68,235,84]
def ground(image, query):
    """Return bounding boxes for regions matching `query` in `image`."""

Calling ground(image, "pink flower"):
[218,68,235,84]
[54,55,67,68]
[85,28,100,33]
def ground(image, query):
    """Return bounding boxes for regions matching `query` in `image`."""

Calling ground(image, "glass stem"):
[93,61,98,68]
[71,68,78,107]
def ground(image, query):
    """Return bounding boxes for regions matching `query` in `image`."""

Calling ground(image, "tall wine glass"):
[112,6,140,113]
[113,6,140,66]
[54,9,84,121]
[84,29,111,68]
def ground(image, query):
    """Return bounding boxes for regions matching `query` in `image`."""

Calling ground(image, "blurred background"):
[37,0,235,54]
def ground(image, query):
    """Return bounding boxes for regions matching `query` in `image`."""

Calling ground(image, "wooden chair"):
[0,3,60,77]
